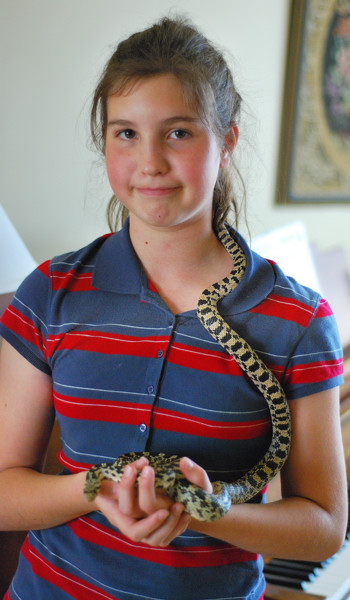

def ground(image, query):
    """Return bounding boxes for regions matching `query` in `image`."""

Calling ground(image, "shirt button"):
[157,349,163,358]
[147,385,154,394]
[140,423,147,433]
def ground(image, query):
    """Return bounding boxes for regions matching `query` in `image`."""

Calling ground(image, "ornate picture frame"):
[276,0,350,204]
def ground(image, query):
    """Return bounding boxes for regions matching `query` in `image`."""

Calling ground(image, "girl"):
[0,16,347,600]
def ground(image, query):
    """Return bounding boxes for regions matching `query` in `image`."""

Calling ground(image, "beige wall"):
[1,0,349,267]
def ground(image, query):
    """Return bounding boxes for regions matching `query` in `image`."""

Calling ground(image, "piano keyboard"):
[264,488,350,599]
[265,538,350,599]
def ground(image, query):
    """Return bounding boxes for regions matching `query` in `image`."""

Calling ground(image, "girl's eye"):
[117,129,137,140]
[169,129,190,140]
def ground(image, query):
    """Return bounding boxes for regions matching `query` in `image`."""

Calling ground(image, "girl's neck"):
[130,218,220,271]
[128,217,234,315]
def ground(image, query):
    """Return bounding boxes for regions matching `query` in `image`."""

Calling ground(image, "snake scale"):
[84,227,291,521]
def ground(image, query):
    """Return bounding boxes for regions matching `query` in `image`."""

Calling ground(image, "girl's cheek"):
[105,154,120,181]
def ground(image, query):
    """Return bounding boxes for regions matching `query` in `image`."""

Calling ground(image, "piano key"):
[292,557,334,569]
[264,563,317,582]
[263,572,309,591]
[266,558,321,576]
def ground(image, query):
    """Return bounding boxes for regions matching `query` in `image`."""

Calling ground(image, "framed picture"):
[276,0,350,204]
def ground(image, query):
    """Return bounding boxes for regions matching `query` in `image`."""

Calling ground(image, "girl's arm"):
[185,387,348,561]
[0,341,189,544]
[0,340,89,530]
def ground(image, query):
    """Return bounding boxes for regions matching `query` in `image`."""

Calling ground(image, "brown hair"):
[90,16,245,233]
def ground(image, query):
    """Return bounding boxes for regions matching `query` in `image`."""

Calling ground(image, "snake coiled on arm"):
[83,227,292,521]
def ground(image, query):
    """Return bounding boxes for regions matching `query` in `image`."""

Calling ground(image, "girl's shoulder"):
[266,258,322,312]
[47,232,115,277]
[230,226,322,317]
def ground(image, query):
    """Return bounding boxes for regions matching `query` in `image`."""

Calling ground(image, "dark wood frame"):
[276,0,350,204]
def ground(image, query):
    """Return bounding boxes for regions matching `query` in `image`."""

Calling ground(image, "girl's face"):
[104,74,229,234]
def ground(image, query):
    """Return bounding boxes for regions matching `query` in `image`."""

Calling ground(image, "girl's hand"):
[92,456,192,547]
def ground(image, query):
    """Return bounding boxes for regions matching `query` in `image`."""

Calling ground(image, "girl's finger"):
[157,508,192,547]
[138,467,174,515]
[137,466,173,514]
[131,455,149,470]
[179,457,213,493]
[142,503,190,547]
[137,465,157,512]
[120,508,171,542]
[94,488,171,543]
[117,464,141,516]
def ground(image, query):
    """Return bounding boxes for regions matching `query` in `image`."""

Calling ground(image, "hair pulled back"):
[91,16,244,233]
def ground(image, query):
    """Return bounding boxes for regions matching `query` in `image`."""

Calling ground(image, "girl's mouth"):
[136,187,180,197]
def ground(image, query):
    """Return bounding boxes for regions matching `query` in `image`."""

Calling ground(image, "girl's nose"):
[139,141,169,176]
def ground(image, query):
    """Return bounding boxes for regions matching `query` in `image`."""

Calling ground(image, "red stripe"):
[47,331,242,376]
[69,516,258,567]
[315,299,333,318]
[3,590,11,600]
[54,392,271,440]
[286,358,343,385]
[57,451,91,472]
[47,331,170,358]
[1,306,47,358]
[51,270,97,292]
[37,260,50,277]
[21,536,120,599]
[152,408,271,440]
[250,294,314,327]
[148,278,158,293]
[167,342,242,375]
[54,392,152,426]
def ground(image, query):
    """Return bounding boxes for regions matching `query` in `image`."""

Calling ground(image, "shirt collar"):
[92,220,276,313]
[221,224,276,314]
[92,219,145,294]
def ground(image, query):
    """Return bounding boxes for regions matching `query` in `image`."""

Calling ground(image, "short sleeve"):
[283,298,344,399]
[0,261,52,375]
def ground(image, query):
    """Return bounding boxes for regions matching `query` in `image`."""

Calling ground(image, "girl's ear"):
[220,125,239,168]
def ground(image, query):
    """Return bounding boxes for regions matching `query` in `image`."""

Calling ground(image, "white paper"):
[251,221,322,294]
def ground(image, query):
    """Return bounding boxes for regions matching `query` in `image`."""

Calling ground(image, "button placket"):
[138,319,175,441]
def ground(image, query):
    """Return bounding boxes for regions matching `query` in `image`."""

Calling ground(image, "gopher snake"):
[84,227,291,521]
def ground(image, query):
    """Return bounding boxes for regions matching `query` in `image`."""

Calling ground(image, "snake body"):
[84,227,291,521]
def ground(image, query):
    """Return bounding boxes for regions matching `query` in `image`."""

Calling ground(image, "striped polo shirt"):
[0,222,343,600]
